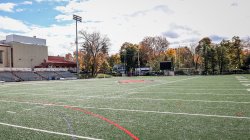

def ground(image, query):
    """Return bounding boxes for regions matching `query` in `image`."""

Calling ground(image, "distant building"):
[0,34,48,68]
[135,67,152,75]
[113,64,125,74]
[37,56,76,69]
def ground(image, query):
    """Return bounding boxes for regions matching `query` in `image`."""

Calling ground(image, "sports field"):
[0,75,250,140]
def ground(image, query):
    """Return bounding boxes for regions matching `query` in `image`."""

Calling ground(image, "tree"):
[242,37,250,50]
[242,37,250,70]
[119,42,138,72]
[190,43,199,69]
[79,31,110,77]
[207,45,217,74]
[217,40,230,74]
[65,53,74,61]
[138,44,152,67]
[139,36,169,71]
[231,36,242,69]
[196,37,212,74]
[77,50,87,70]
[99,59,111,74]
[165,48,176,68]
[176,47,193,69]
[108,53,121,68]
[140,36,169,58]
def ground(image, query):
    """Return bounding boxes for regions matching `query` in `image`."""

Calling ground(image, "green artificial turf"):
[0,75,250,139]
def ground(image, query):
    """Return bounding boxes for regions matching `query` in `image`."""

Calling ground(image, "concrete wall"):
[0,45,11,68]
[10,42,48,68]
[6,34,46,46]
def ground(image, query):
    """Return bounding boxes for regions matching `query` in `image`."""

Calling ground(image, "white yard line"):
[239,80,250,83]
[0,99,62,107]
[6,111,16,114]
[143,88,246,90]
[242,84,250,86]
[0,99,250,120]
[0,122,102,140]
[128,91,250,96]
[82,107,250,120]
[0,93,108,98]
[78,97,250,104]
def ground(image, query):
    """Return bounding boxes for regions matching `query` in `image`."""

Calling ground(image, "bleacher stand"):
[0,71,19,82]
[13,71,43,81]
[55,71,77,79]
[36,71,61,80]
[0,68,77,82]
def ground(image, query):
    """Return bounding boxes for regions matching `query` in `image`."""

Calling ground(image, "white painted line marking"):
[82,107,250,120]
[35,106,46,108]
[235,76,244,78]
[6,111,16,114]
[242,84,250,86]
[1,93,109,98]
[80,97,250,104]
[239,80,250,83]
[143,88,246,90]
[0,122,102,140]
[24,109,32,111]
[1,99,250,120]
[128,91,250,96]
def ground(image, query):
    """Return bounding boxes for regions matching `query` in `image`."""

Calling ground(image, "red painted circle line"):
[64,105,139,140]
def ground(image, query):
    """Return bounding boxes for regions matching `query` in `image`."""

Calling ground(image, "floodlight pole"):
[73,14,82,74]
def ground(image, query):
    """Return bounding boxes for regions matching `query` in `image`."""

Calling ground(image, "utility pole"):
[137,47,140,76]
[124,50,126,75]
[73,14,82,74]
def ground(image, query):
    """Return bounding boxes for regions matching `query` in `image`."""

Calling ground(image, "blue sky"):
[0,0,67,26]
[0,0,250,56]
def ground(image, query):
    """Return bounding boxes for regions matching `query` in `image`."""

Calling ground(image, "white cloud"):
[55,0,175,53]
[0,3,16,12]
[0,16,30,32]
[21,1,33,5]
[16,8,25,12]
[52,0,249,54]
[55,14,73,21]
[35,0,68,3]
[35,0,43,2]
[0,16,75,56]
[1,0,250,56]
[27,24,76,56]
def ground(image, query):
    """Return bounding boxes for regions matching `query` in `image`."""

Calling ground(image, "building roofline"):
[0,44,10,47]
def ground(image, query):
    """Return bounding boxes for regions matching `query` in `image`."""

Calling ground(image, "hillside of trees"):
[73,30,250,76]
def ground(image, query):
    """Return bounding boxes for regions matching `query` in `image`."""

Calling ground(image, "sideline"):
[0,122,102,140]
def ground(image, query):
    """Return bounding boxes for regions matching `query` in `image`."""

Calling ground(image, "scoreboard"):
[160,61,172,70]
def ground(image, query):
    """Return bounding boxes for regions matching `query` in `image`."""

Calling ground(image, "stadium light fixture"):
[73,14,82,74]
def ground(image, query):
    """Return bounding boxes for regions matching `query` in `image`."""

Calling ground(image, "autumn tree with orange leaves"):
[79,31,110,77]
[108,54,121,68]
[139,36,169,71]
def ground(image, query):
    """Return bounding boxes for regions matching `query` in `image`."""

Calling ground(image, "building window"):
[0,51,3,64]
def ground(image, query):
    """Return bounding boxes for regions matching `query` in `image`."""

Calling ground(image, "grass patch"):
[96,73,112,78]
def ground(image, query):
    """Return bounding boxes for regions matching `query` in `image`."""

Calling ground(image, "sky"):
[0,0,250,56]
